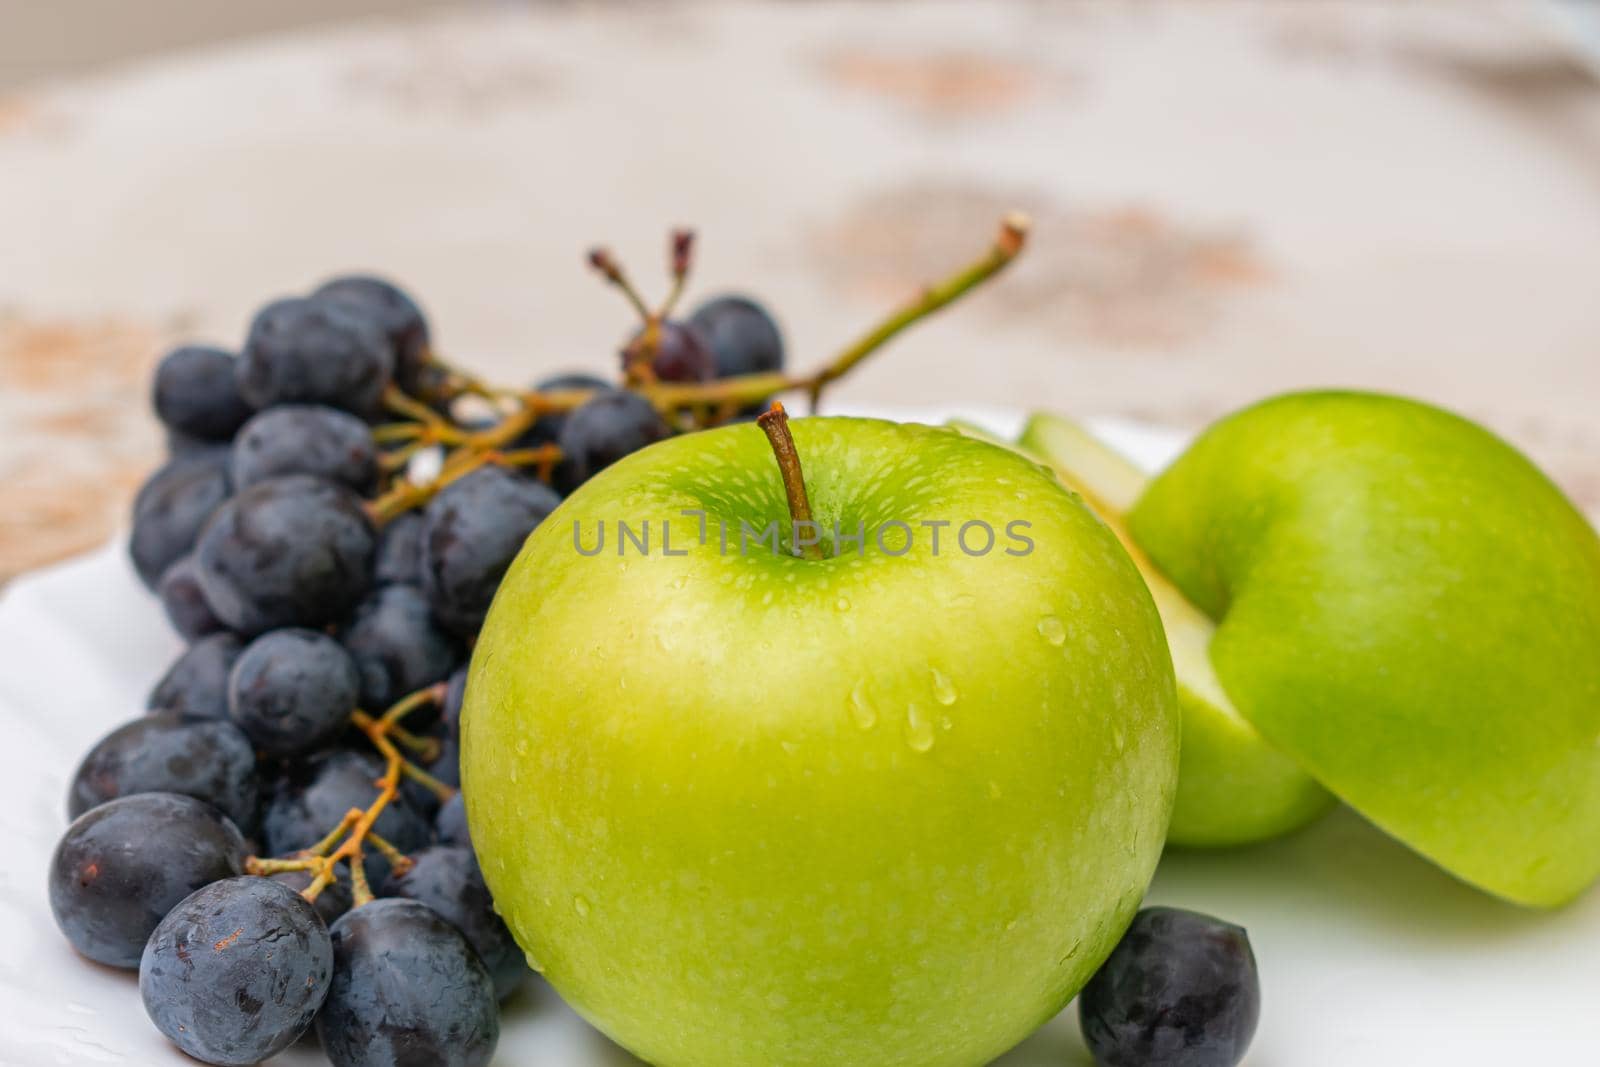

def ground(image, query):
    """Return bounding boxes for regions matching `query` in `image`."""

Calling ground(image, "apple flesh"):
[463,417,1180,1067]
[1129,391,1600,906]
[1015,414,1334,847]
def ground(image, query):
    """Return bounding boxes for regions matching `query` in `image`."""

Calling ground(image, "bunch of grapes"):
[48,232,798,1066]
[45,218,1028,1067]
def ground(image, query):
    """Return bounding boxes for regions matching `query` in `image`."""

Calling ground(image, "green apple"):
[1125,391,1600,906]
[1015,414,1334,847]
[462,416,1180,1067]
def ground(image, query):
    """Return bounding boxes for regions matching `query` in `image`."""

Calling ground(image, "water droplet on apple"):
[515,738,529,756]
[930,668,957,705]
[848,681,877,730]
[835,596,851,612]
[1037,616,1067,646]
[572,895,591,918]
[671,575,687,591]
[987,780,1002,799]
[1113,725,1126,752]
[904,704,935,753]
[524,951,545,974]
[780,740,799,756]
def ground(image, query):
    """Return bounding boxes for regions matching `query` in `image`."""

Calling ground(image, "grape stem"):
[365,442,563,525]
[244,683,454,906]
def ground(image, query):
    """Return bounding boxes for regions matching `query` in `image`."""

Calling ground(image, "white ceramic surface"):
[2,412,1596,1066]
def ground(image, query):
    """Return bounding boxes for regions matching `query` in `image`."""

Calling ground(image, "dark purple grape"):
[555,388,670,492]
[262,750,429,886]
[148,632,244,720]
[237,296,393,416]
[440,664,468,739]
[516,371,610,447]
[130,457,232,590]
[313,275,430,396]
[381,846,526,1000]
[270,868,353,927]
[374,511,424,586]
[48,793,245,969]
[316,898,499,1067]
[689,294,785,378]
[69,712,259,832]
[152,345,253,442]
[420,466,560,635]
[434,792,470,849]
[156,553,227,641]
[428,734,460,789]
[1079,907,1260,1067]
[140,876,333,1065]
[228,629,360,756]
[166,429,234,463]
[624,319,714,382]
[231,404,378,492]
[194,474,376,636]
[341,584,461,712]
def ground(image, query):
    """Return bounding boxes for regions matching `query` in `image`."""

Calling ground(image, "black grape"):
[517,371,610,448]
[69,711,259,832]
[689,294,786,378]
[420,466,560,635]
[313,275,431,396]
[156,553,227,641]
[434,792,471,849]
[382,845,527,1000]
[262,750,429,886]
[194,474,375,635]
[228,628,360,756]
[441,664,468,739]
[316,898,499,1067]
[341,584,461,712]
[624,319,714,382]
[152,345,253,442]
[374,511,424,586]
[1079,907,1261,1067]
[237,296,393,416]
[231,404,378,492]
[130,456,232,590]
[148,632,244,720]
[140,876,333,1065]
[555,388,670,492]
[48,793,245,968]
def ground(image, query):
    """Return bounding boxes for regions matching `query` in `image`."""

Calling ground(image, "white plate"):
[2,411,1596,1067]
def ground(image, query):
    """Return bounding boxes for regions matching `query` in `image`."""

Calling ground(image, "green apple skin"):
[463,417,1180,1067]
[1015,414,1335,848]
[1130,391,1600,906]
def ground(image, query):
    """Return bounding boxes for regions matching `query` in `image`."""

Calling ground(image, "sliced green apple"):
[1008,414,1334,847]
[1125,391,1600,907]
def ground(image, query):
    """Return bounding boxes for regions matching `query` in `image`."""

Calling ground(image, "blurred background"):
[2,0,1599,581]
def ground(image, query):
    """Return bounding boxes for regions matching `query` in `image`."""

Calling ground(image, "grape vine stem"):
[244,683,454,907]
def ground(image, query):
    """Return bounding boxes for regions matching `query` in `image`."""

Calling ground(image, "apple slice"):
[1010,414,1334,846]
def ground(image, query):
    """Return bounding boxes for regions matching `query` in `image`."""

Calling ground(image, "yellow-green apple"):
[462,416,1180,1066]
[1121,391,1600,906]
[1015,414,1334,847]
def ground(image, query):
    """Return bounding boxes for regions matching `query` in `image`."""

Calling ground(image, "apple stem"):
[756,401,824,561]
